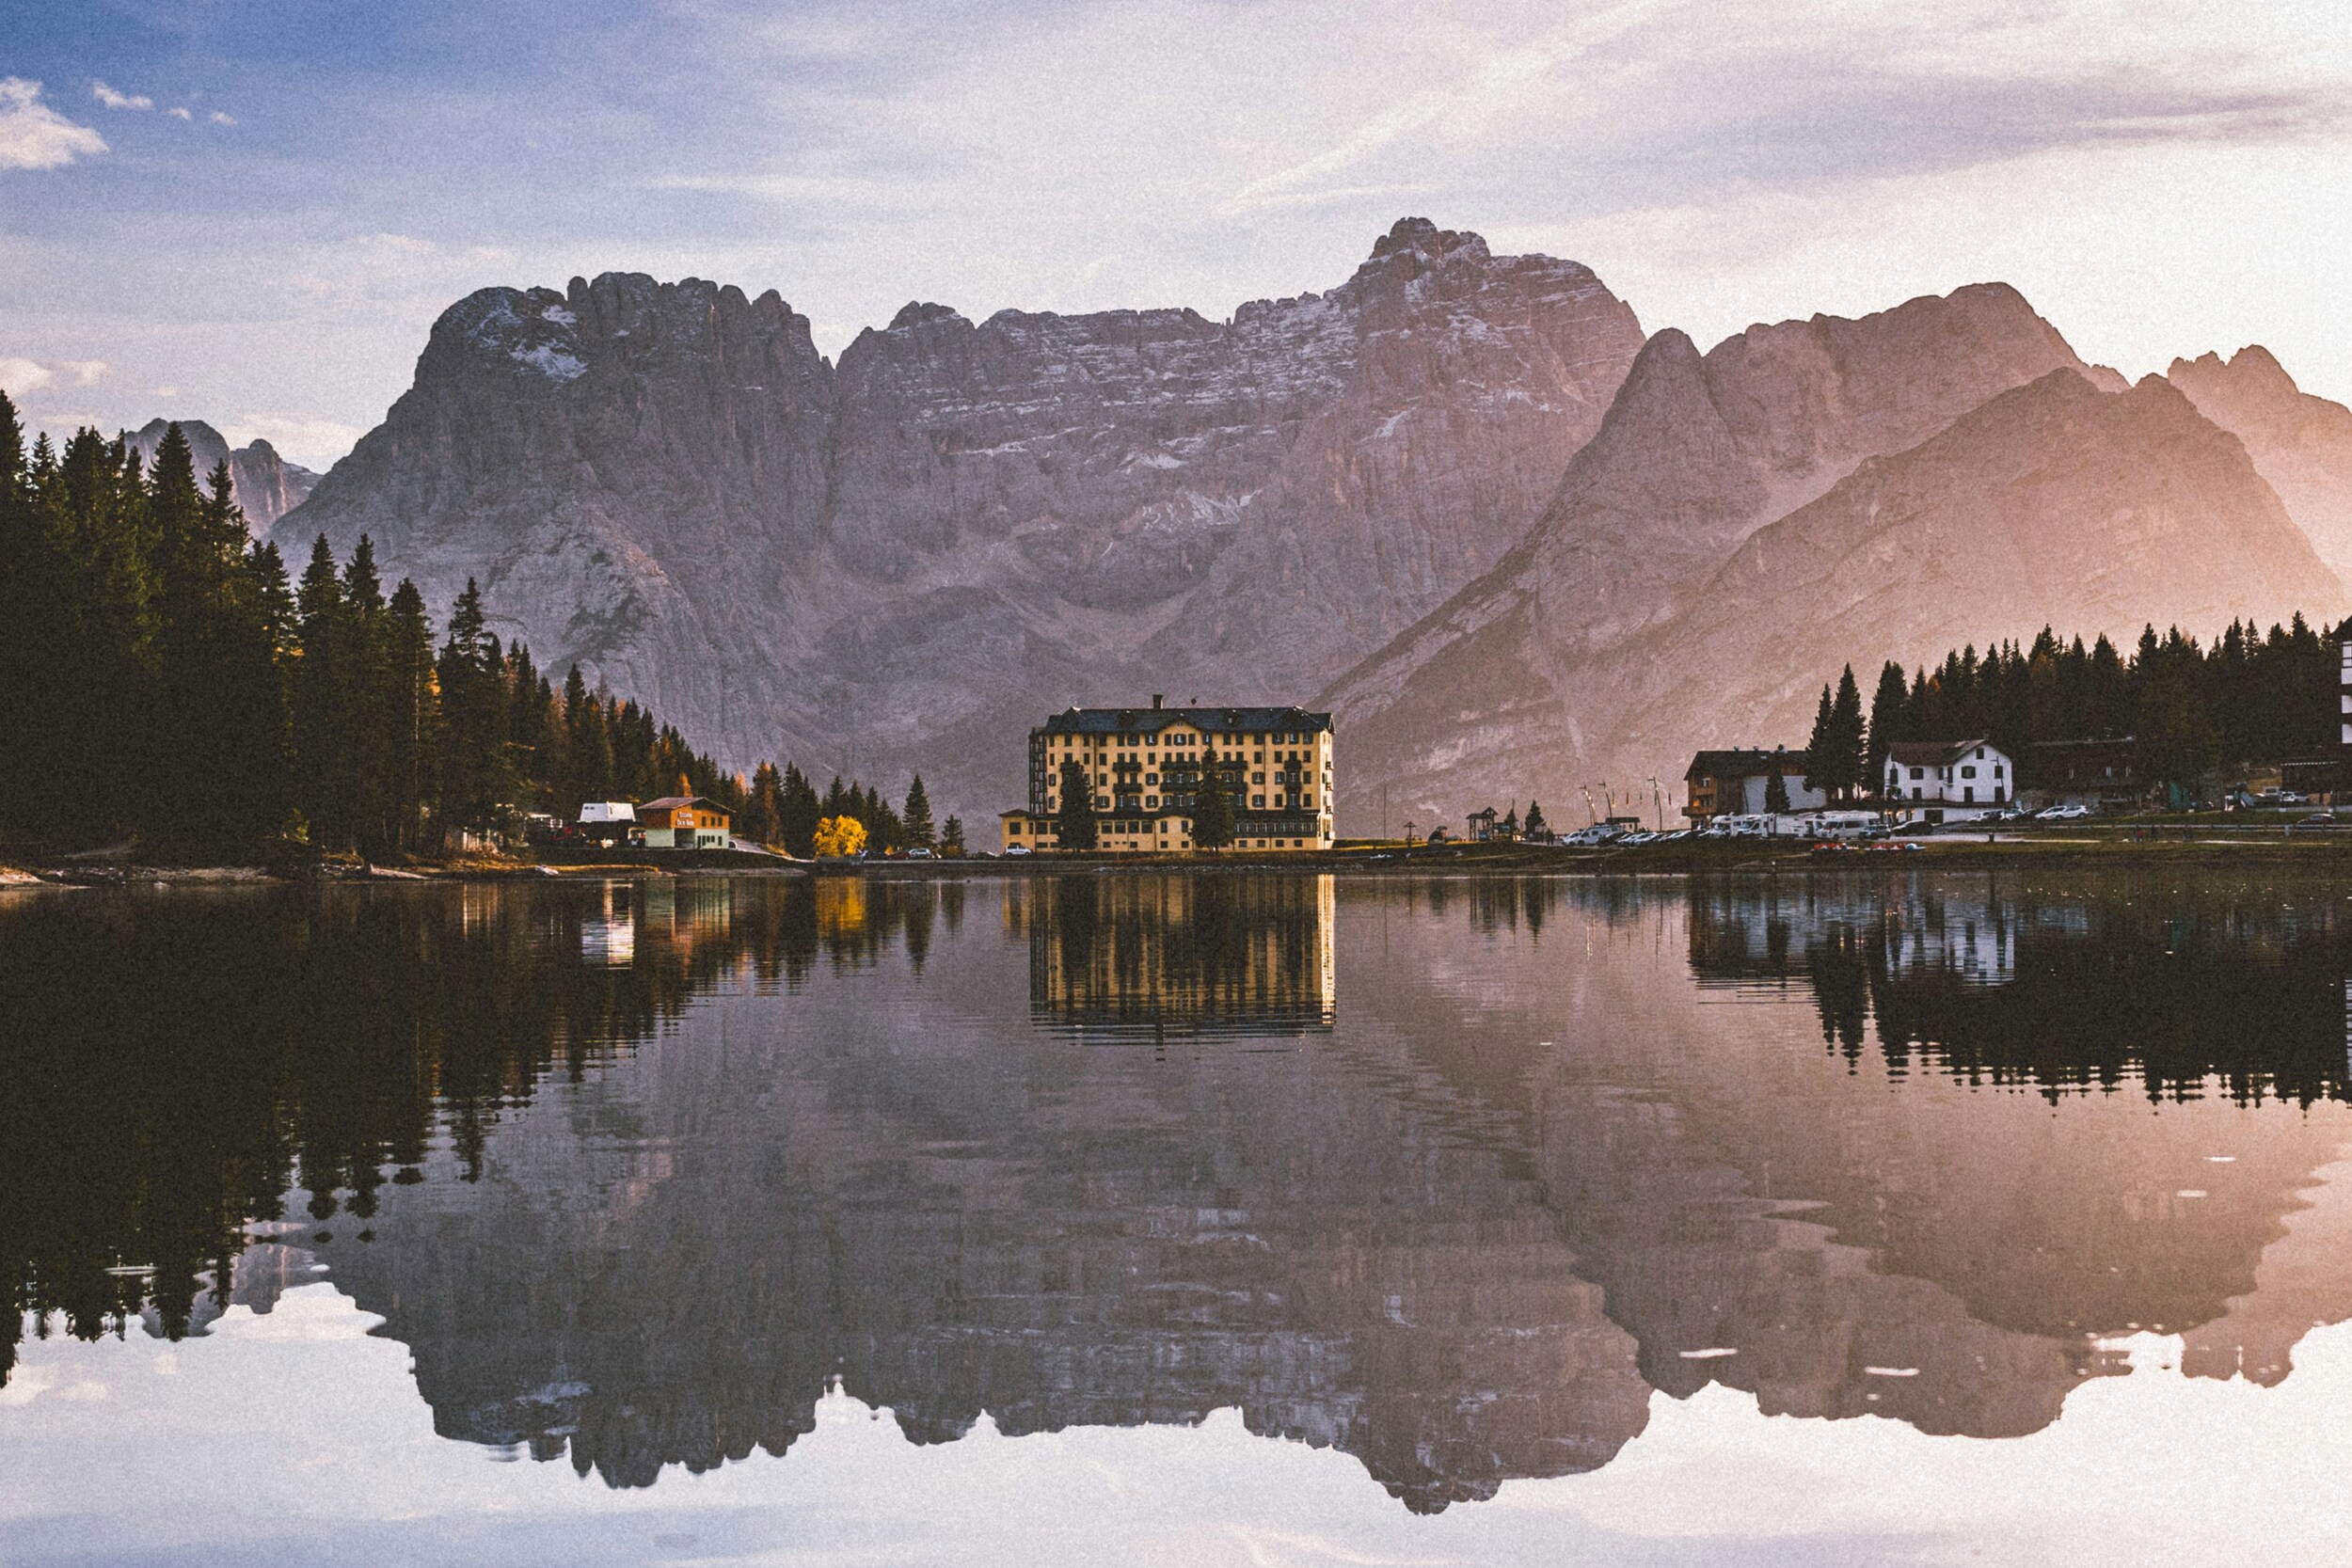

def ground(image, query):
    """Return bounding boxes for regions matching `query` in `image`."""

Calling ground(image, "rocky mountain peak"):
[122,416,317,532]
[2169,345,2311,421]
[279,226,1645,819]
[885,300,972,334]
[1366,214,1492,265]
[2169,343,2352,579]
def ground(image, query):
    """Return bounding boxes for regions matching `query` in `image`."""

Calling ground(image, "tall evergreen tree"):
[1804,685,1836,796]
[1867,660,1908,793]
[385,580,438,851]
[1828,664,1866,801]
[1764,753,1791,815]
[902,774,935,849]
[1189,749,1233,849]
[290,535,350,847]
[1056,758,1099,850]
[436,578,510,839]
[780,764,820,858]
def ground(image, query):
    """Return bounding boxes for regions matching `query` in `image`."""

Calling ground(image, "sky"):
[2,0,2349,471]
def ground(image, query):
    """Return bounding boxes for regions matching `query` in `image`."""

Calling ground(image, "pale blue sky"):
[4,0,2349,468]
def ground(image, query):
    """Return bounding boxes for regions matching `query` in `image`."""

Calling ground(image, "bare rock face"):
[278,220,1645,819]
[1334,369,2347,825]
[1322,286,2106,765]
[2168,346,2352,580]
[122,418,318,532]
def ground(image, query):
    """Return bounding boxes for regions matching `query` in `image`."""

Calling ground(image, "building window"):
[1910,767,1923,780]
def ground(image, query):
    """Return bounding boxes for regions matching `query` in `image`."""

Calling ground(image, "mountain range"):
[216,220,2352,828]
[122,418,317,532]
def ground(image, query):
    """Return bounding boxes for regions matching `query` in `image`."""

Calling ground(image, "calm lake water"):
[7,869,2352,1566]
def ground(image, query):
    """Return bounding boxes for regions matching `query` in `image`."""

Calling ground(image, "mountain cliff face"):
[1332,369,2347,825]
[123,418,317,532]
[279,220,1645,816]
[1318,285,2115,822]
[2168,346,2352,580]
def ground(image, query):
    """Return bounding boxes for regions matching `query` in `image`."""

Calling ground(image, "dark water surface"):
[6,870,2352,1566]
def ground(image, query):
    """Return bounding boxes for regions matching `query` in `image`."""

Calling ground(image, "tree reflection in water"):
[5,869,2352,1512]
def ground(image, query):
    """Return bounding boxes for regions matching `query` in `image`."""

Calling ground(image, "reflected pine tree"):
[0,878,952,1383]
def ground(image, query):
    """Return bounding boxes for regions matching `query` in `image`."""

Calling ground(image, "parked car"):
[1004,846,1032,856]
[2294,812,2342,830]
[2037,803,2091,820]
[905,847,936,861]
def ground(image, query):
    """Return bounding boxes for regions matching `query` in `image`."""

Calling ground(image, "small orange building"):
[638,796,732,849]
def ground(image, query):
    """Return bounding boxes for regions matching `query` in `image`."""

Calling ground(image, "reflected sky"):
[5,869,2351,1564]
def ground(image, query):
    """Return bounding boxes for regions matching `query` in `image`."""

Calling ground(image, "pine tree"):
[342,537,398,853]
[1804,684,1836,796]
[1056,757,1099,850]
[1867,661,1908,795]
[940,814,966,855]
[1189,749,1233,849]
[1765,754,1791,815]
[902,774,935,849]
[290,534,349,847]
[385,580,438,851]
[1525,800,1548,840]
[745,762,784,846]
[1829,664,1866,801]
[436,578,510,841]
[780,764,820,858]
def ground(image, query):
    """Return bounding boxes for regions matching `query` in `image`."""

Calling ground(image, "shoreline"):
[11,826,2352,887]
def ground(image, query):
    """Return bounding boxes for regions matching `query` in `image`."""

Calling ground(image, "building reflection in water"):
[1016,872,1336,1037]
[6,870,2352,1514]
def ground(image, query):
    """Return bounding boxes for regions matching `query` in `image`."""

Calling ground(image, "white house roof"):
[1886,737,1995,769]
[579,801,636,823]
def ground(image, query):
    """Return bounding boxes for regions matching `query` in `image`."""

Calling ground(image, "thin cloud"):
[0,356,56,394]
[168,106,193,121]
[210,111,236,127]
[0,78,107,170]
[92,80,153,112]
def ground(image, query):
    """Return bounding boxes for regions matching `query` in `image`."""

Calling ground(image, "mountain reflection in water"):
[5,870,2352,1513]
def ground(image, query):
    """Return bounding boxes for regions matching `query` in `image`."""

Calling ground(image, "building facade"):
[1001,699,1335,854]
[1882,738,2015,824]
[638,796,732,849]
[1682,749,1829,823]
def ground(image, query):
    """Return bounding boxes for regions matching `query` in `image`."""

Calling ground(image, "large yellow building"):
[1000,699,1335,854]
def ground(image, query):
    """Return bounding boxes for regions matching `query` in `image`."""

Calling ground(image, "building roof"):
[1686,748,1808,781]
[1039,704,1332,737]
[2020,736,2140,787]
[639,795,730,814]
[1885,738,1993,768]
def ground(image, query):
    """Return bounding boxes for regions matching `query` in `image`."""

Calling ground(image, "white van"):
[1800,810,1882,841]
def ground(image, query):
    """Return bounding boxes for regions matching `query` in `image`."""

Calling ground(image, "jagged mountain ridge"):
[278,219,1646,818]
[1333,368,2347,826]
[1320,284,2352,831]
[2168,346,2352,581]
[122,418,317,532]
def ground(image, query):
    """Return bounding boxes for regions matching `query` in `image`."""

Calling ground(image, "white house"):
[1883,738,2015,824]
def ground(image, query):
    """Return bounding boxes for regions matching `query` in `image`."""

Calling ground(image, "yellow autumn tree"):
[813,815,868,858]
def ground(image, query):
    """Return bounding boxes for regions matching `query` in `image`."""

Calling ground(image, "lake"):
[6,868,2352,1566]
